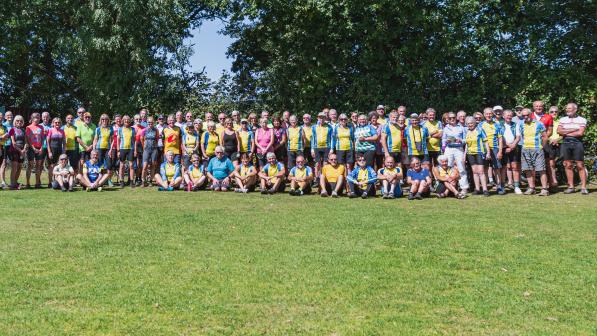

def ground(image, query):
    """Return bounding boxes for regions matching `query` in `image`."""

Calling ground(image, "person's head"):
[456,110,466,124]
[317,112,327,124]
[175,111,183,121]
[207,121,216,132]
[289,115,298,127]
[441,112,449,125]
[185,111,193,122]
[465,116,476,130]
[66,114,73,125]
[492,105,503,119]
[76,107,85,118]
[521,108,532,123]
[90,150,99,163]
[259,117,268,128]
[167,114,174,126]
[83,112,92,124]
[266,152,277,164]
[397,106,407,116]
[157,114,164,125]
[322,108,330,117]
[533,100,544,114]
[4,110,13,121]
[327,153,338,166]
[261,110,269,120]
[231,110,240,122]
[474,112,483,123]
[350,112,358,123]
[240,118,248,130]
[425,108,436,121]
[328,109,337,122]
[368,111,378,124]
[194,118,202,131]
[410,157,421,171]
[165,150,174,163]
[185,122,194,133]
[483,107,494,121]
[515,105,524,116]
[419,111,428,122]
[565,103,577,117]
[114,114,122,126]
[282,110,291,122]
[30,112,40,125]
[224,117,233,130]
[338,113,348,126]
[302,114,311,125]
[503,110,514,122]
[41,111,50,124]
[100,114,110,127]
[240,153,250,165]
[133,114,141,125]
[437,154,449,168]
[376,105,385,117]
[218,113,226,124]
[357,114,368,126]
[147,116,155,127]
[191,153,201,166]
[384,156,395,169]
[248,112,258,125]
[52,117,61,129]
[272,116,281,128]
[397,115,406,127]
[122,115,131,126]
[14,115,24,127]
[549,106,559,118]
[410,113,420,127]
[139,108,148,119]
[205,112,214,122]
[295,155,305,168]
[356,154,367,168]
[389,111,398,123]
[447,112,457,126]
[58,153,68,167]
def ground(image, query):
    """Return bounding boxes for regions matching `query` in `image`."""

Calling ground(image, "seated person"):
[319,153,345,197]
[406,157,431,200]
[52,153,75,192]
[433,154,464,199]
[347,154,377,199]
[184,153,206,191]
[377,156,403,199]
[233,153,258,193]
[206,146,235,191]
[77,150,109,191]
[155,150,183,191]
[259,152,286,194]
[288,155,313,196]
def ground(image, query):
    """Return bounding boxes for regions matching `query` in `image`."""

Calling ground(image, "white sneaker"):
[242,188,248,193]
[234,188,241,192]
[514,187,522,195]
[331,191,338,198]
[0,182,6,189]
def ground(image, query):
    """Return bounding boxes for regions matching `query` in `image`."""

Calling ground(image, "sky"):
[187,19,234,81]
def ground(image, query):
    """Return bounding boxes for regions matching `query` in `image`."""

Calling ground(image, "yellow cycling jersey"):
[163,126,181,154]
[238,129,254,153]
[302,125,313,147]
[239,164,256,177]
[183,131,198,155]
[201,131,220,156]
[382,123,402,152]
[425,120,442,152]
[334,126,354,151]
[286,126,303,151]
[63,125,77,151]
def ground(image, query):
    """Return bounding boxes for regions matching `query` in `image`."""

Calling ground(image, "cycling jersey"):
[302,124,313,147]
[311,124,333,149]
[479,120,503,149]
[46,128,65,149]
[118,127,135,150]
[83,160,103,183]
[95,126,113,150]
[182,130,199,155]
[354,125,377,152]
[382,123,402,153]
[347,166,377,189]
[201,131,220,156]
[162,126,181,154]
[465,128,488,155]
[332,126,354,151]
[404,125,430,155]
[321,164,345,183]
[26,124,45,149]
[286,126,304,151]
[289,166,312,178]
[518,121,546,149]
[160,161,181,181]
[424,120,442,152]
[62,124,77,150]
[238,129,254,153]
[76,122,97,151]
[188,165,204,179]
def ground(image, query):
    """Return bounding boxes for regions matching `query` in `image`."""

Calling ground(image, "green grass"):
[1,188,595,335]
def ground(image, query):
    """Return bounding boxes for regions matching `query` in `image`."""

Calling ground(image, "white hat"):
[376,105,385,110]
[492,105,503,111]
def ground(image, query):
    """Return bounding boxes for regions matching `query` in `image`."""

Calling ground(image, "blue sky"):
[187,19,234,81]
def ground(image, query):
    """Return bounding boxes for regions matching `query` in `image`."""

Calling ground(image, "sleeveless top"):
[223,131,238,153]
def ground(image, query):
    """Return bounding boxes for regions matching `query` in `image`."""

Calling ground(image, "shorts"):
[256,153,267,168]
[287,150,303,168]
[52,180,70,189]
[335,150,354,165]
[409,154,430,164]
[313,148,330,163]
[467,154,488,166]
[9,147,24,163]
[544,142,559,160]
[323,181,341,194]
[98,149,112,169]
[521,148,546,171]
[79,150,92,163]
[225,150,240,162]
[303,147,313,165]
[428,151,440,164]
[66,150,79,168]
[560,142,584,161]
[503,146,521,164]
[356,150,376,167]
[143,148,159,164]
[27,147,45,162]
[119,149,134,162]
[487,148,503,169]
[48,146,63,165]
[274,147,286,161]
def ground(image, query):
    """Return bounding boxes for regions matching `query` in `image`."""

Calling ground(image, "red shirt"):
[26,124,45,149]
[532,113,553,129]
[133,124,145,142]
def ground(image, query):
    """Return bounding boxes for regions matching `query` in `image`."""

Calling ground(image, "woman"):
[354,114,379,168]
[441,112,469,195]
[233,153,257,193]
[46,117,66,183]
[132,114,145,185]
[200,121,220,169]
[238,119,255,159]
[271,116,287,166]
[369,112,384,169]
[206,146,235,191]
[52,153,74,192]
[433,154,464,199]
[377,156,402,199]
[155,150,182,191]
[258,152,286,194]
[62,114,79,174]
[182,122,199,170]
[140,116,160,187]
[464,116,490,196]
[8,115,27,189]
[331,114,355,171]
[25,113,45,188]
[93,114,114,180]
[255,118,274,168]
[285,115,304,170]
[117,115,136,188]
[347,154,377,199]
[184,153,206,191]
[220,117,240,166]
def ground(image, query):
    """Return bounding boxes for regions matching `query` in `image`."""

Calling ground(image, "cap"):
[157,114,164,119]
[515,105,524,110]
[84,112,92,117]
[492,105,503,112]
[410,113,419,119]
[317,112,327,117]
[59,153,68,160]
[377,105,385,110]
[240,118,248,123]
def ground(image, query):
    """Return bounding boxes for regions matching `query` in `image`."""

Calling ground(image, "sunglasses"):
[329,158,337,161]
[357,158,366,161]
[215,152,223,154]
[59,158,67,161]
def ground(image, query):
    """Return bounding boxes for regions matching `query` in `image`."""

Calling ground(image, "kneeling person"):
[347,154,377,198]
[53,154,75,192]
[77,150,109,191]
[377,156,403,199]
[259,152,286,194]
[155,150,182,191]
[288,155,313,196]
[319,153,345,197]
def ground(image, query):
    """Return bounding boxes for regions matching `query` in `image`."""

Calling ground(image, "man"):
[404,114,430,168]
[376,105,387,124]
[422,108,442,167]
[301,114,313,167]
[502,110,522,194]
[518,108,549,196]
[285,115,304,169]
[557,103,588,194]
[41,111,52,187]
[531,100,555,189]
[441,112,469,195]
[231,110,241,130]
[162,115,182,164]
[0,110,13,188]
[331,114,355,170]
[479,107,505,194]
[381,111,402,166]
[174,111,185,129]
[347,154,377,199]
[377,156,402,199]
[546,106,561,187]
[77,150,109,191]
[319,152,345,197]
[76,112,97,170]
[259,152,286,194]
[328,109,338,128]
[282,110,291,129]
[52,154,75,192]
[512,105,524,124]
[155,150,182,191]
[311,112,333,181]
[139,108,149,127]
[216,112,227,134]
[288,155,313,196]
[406,157,432,200]
[433,154,462,199]
[74,107,86,128]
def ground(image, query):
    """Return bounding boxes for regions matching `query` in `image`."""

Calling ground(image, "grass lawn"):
[1,187,595,335]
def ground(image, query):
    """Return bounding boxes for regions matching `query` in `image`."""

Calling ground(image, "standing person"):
[328,109,338,128]
[282,110,291,129]
[456,110,467,127]
[238,119,255,160]
[558,103,588,194]
[433,155,463,199]
[311,112,333,181]
[76,112,96,171]
[368,112,384,169]
[406,157,432,200]
[464,116,491,196]
[41,111,53,187]
[200,121,220,169]
[255,118,274,168]
[139,108,148,127]
[184,111,194,126]
[502,110,523,194]
[546,106,561,188]
[377,156,403,199]
[0,111,13,188]
[288,155,313,196]
[404,114,430,168]
[381,111,403,170]
[259,152,286,194]
[441,112,469,195]
[248,113,259,132]
[175,111,185,129]
[354,114,379,168]
[182,122,199,171]
[52,154,75,191]
[46,117,66,184]
[233,153,258,193]
[0,113,7,189]
[301,114,313,167]
[140,116,160,187]
[73,107,86,128]
[271,116,287,166]
[531,100,555,189]
[375,105,387,124]
[423,108,443,167]
[231,110,241,130]
[347,154,377,199]
[62,114,79,175]
[25,113,46,188]
[117,115,136,188]
[8,115,27,189]
[154,150,182,191]
[132,114,146,185]
[285,115,304,170]
[513,105,524,124]
[479,107,505,194]
[155,114,165,163]
[331,114,355,172]
[350,112,359,129]
[519,108,549,196]
[93,114,114,181]
[319,152,345,197]
[110,114,122,185]
[206,146,235,191]
[220,117,240,166]
[77,150,109,191]
[162,114,182,164]
[184,153,206,191]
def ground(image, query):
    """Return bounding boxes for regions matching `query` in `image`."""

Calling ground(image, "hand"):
[108,151,112,158]
[48,152,53,159]
[358,137,366,142]
[497,151,503,160]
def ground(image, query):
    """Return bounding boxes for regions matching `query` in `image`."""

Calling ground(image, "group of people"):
[0,100,590,199]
